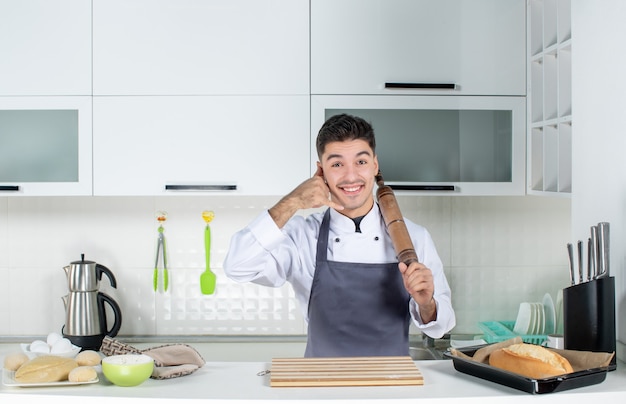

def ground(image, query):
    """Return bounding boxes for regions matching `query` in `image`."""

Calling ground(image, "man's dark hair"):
[316,114,376,158]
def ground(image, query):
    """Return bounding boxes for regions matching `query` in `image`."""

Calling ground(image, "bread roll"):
[68,366,98,382]
[489,343,574,379]
[14,355,78,383]
[75,350,101,366]
[3,352,29,371]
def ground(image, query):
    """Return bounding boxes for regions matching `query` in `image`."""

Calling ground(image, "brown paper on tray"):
[449,337,615,373]
[470,336,523,363]
[551,348,615,371]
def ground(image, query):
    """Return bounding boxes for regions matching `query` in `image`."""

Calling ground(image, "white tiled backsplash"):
[0,195,570,338]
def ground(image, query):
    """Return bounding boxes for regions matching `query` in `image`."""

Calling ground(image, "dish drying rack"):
[478,321,548,346]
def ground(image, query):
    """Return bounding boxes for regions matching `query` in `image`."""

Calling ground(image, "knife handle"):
[577,240,583,283]
[590,226,598,279]
[567,243,575,285]
[587,238,593,281]
[596,222,610,278]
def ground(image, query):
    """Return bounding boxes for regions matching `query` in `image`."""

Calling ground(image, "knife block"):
[563,276,616,370]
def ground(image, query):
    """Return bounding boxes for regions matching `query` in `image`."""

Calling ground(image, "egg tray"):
[478,321,547,345]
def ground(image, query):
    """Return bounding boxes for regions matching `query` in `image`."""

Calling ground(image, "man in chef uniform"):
[224,114,455,357]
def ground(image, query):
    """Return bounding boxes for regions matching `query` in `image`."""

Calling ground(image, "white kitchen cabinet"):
[92,0,309,96]
[93,96,310,196]
[311,0,526,96]
[0,97,93,196]
[527,0,572,195]
[312,95,526,196]
[0,0,91,96]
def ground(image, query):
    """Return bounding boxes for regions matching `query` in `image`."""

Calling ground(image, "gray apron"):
[304,209,411,357]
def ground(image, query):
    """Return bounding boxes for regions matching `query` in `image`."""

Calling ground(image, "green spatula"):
[200,210,216,294]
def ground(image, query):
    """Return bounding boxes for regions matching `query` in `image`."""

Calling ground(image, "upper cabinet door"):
[0,96,93,196]
[311,0,526,96]
[0,0,92,96]
[93,0,309,96]
[93,96,310,196]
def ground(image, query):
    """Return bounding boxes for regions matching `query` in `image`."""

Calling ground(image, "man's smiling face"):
[318,139,379,218]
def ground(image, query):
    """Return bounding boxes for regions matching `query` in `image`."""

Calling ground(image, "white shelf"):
[527,0,572,196]
[558,44,573,117]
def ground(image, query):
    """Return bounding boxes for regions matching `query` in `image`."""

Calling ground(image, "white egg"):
[46,332,63,346]
[50,337,73,353]
[30,339,50,353]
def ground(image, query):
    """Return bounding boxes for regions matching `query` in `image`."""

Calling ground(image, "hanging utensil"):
[153,211,168,292]
[200,210,216,295]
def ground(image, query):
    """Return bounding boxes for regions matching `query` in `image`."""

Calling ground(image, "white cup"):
[543,334,564,349]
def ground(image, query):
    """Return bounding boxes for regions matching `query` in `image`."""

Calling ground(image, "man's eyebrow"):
[324,150,372,162]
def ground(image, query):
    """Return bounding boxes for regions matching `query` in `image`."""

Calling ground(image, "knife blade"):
[567,243,575,285]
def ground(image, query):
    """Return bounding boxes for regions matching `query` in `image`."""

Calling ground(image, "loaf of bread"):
[3,352,29,371]
[489,343,574,379]
[75,350,101,366]
[14,355,78,383]
[68,366,98,382]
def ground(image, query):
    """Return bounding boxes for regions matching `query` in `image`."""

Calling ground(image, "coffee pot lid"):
[70,253,95,265]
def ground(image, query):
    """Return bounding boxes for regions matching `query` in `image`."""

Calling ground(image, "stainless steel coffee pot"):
[63,253,117,291]
[62,291,122,336]
[61,254,122,350]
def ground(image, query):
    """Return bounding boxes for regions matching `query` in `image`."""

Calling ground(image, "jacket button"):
[334,237,340,242]
[374,236,379,241]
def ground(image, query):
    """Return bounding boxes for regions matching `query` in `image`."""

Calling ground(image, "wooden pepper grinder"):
[375,170,419,266]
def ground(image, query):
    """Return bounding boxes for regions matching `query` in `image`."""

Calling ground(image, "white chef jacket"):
[223,203,455,338]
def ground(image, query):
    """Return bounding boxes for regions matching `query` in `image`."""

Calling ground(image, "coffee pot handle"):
[98,292,123,338]
[96,264,118,288]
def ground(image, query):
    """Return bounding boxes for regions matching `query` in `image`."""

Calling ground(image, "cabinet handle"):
[0,185,20,191]
[165,184,237,191]
[384,82,457,90]
[388,185,455,191]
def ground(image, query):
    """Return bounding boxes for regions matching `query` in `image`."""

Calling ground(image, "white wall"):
[0,195,570,338]
[572,0,626,361]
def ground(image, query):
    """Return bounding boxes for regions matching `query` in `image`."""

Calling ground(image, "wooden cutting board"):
[269,356,423,387]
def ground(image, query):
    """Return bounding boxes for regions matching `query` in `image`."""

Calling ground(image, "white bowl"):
[21,343,81,359]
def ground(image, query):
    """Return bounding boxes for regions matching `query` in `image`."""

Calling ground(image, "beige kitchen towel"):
[142,343,206,379]
[100,336,206,379]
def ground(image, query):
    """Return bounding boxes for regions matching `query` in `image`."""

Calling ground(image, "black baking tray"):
[443,346,610,394]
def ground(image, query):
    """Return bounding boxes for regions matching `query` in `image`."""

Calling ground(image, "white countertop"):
[2,342,626,403]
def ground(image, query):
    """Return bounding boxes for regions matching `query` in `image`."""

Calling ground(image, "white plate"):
[528,303,536,334]
[2,369,99,388]
[530,303,539,334]
[527,303,536,334]
[543,293,556,334]
[555,289,564,334]
[513,302,533,335]
[536,302,545,335]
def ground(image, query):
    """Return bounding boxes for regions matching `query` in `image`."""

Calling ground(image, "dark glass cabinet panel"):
[327,108,513,184]
[0,110,78,182]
